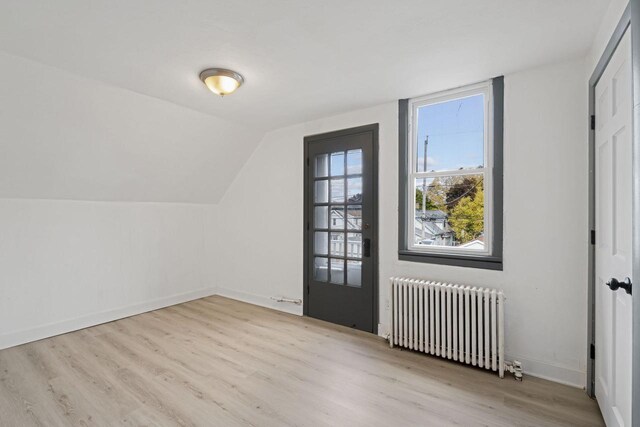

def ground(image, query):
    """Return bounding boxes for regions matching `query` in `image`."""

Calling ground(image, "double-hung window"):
[398,78,503,270]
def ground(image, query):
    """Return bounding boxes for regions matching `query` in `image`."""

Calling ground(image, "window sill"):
[398,250,503,271]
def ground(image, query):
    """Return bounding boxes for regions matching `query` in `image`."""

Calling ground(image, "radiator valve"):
[504,360,523,381]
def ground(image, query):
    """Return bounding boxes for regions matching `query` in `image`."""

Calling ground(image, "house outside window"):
[398,78,504,270]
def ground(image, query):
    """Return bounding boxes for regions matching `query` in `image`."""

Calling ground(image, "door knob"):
[605,277,632,295]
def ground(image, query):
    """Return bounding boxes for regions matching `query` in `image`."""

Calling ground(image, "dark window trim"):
[398,77,504,270]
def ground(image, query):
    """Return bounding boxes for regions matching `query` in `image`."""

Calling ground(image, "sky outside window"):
[415,94,484,173]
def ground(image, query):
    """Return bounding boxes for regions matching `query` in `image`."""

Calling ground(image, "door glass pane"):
[314,180,328,203]
[314,257,328,282]
[314,232,328,255]
[346,233,362,258]
[314,206,328,229]
[347,177,362,202]
[415,94,484,173]
[330,232,345,256]
[330,178,345,203]
[346,205,362,230]
[329,206,344,229]
[347,261,362,287]
[330,259,344,285]
[315,154,328,178]
[330,152,345,176]
[347,149,362,174]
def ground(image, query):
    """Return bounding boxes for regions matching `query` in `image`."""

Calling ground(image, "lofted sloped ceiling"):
[0,0,610,203]
[0,52,262,203]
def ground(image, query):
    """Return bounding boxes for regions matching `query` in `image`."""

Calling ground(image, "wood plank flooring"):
[0,296,604,426]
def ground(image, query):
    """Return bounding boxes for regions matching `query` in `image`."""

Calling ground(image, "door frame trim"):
[631,1,640,424]
[587,4,639,414]
[302,123,380,333]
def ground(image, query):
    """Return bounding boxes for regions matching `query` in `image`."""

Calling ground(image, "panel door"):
[594,29,633,427]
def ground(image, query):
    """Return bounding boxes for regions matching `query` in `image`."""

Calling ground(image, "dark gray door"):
[304,124,378,333]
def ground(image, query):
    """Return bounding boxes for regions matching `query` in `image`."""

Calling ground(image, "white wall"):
[0,199,218,349]
[0,53,225,349]
[217,57,590,387]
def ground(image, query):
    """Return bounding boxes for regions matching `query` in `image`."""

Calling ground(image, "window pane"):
[314,257,328,282]
[314,232,328,255]
[347,177,362,202]
[330,232,345,256]
[330,152,345,176]
[346,206,362,230]
[413,174,485,250]
[330,206,344,229]
[330,178,345,203]
[347,149,362,174]
[314,180,328,203]
[314,206,328,229]
[347,261,362,287]
[415,94,484,173]
[330,259,344,285]
[347,233,362,258]
[315,154,328,178]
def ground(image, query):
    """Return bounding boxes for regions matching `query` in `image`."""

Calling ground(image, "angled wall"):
[0,52,262,203]
[0,53,248,348]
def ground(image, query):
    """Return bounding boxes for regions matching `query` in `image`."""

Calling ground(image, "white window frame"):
[406,80,494,256]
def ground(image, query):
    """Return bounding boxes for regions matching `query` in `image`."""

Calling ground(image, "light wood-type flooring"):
[0,296,604,426]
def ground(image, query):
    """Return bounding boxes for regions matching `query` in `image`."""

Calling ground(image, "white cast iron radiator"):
[390,277,505,378]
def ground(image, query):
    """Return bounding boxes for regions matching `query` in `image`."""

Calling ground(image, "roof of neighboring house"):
[416,209,448,220]
[414,215,452,239]
[330,206,362,229]
[459,239,485,249]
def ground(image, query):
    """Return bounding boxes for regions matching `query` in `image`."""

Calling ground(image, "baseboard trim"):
[1,288,586,390]
[504,353,586,389]
[215,287,303,316]
[377,324,585,389]
[0,286,218,350]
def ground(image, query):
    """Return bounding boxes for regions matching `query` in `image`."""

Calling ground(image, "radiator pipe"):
[270,296,302,305]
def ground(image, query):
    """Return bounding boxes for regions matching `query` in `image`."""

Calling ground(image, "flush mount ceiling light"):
[199,68,244,96]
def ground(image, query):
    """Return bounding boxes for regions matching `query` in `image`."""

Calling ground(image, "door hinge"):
[590,115,595,131]
[307,222,310,231]
[591,230,595,245]
[306,157,310,166]
[590,343,595,360]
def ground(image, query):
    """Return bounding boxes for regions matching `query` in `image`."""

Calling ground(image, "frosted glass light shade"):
[199,68,244,96]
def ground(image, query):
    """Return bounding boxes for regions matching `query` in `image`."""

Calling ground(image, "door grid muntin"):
[313,149,363,287]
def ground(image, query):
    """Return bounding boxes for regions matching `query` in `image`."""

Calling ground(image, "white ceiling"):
[0,0,610,203]
[0,0,610,131]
